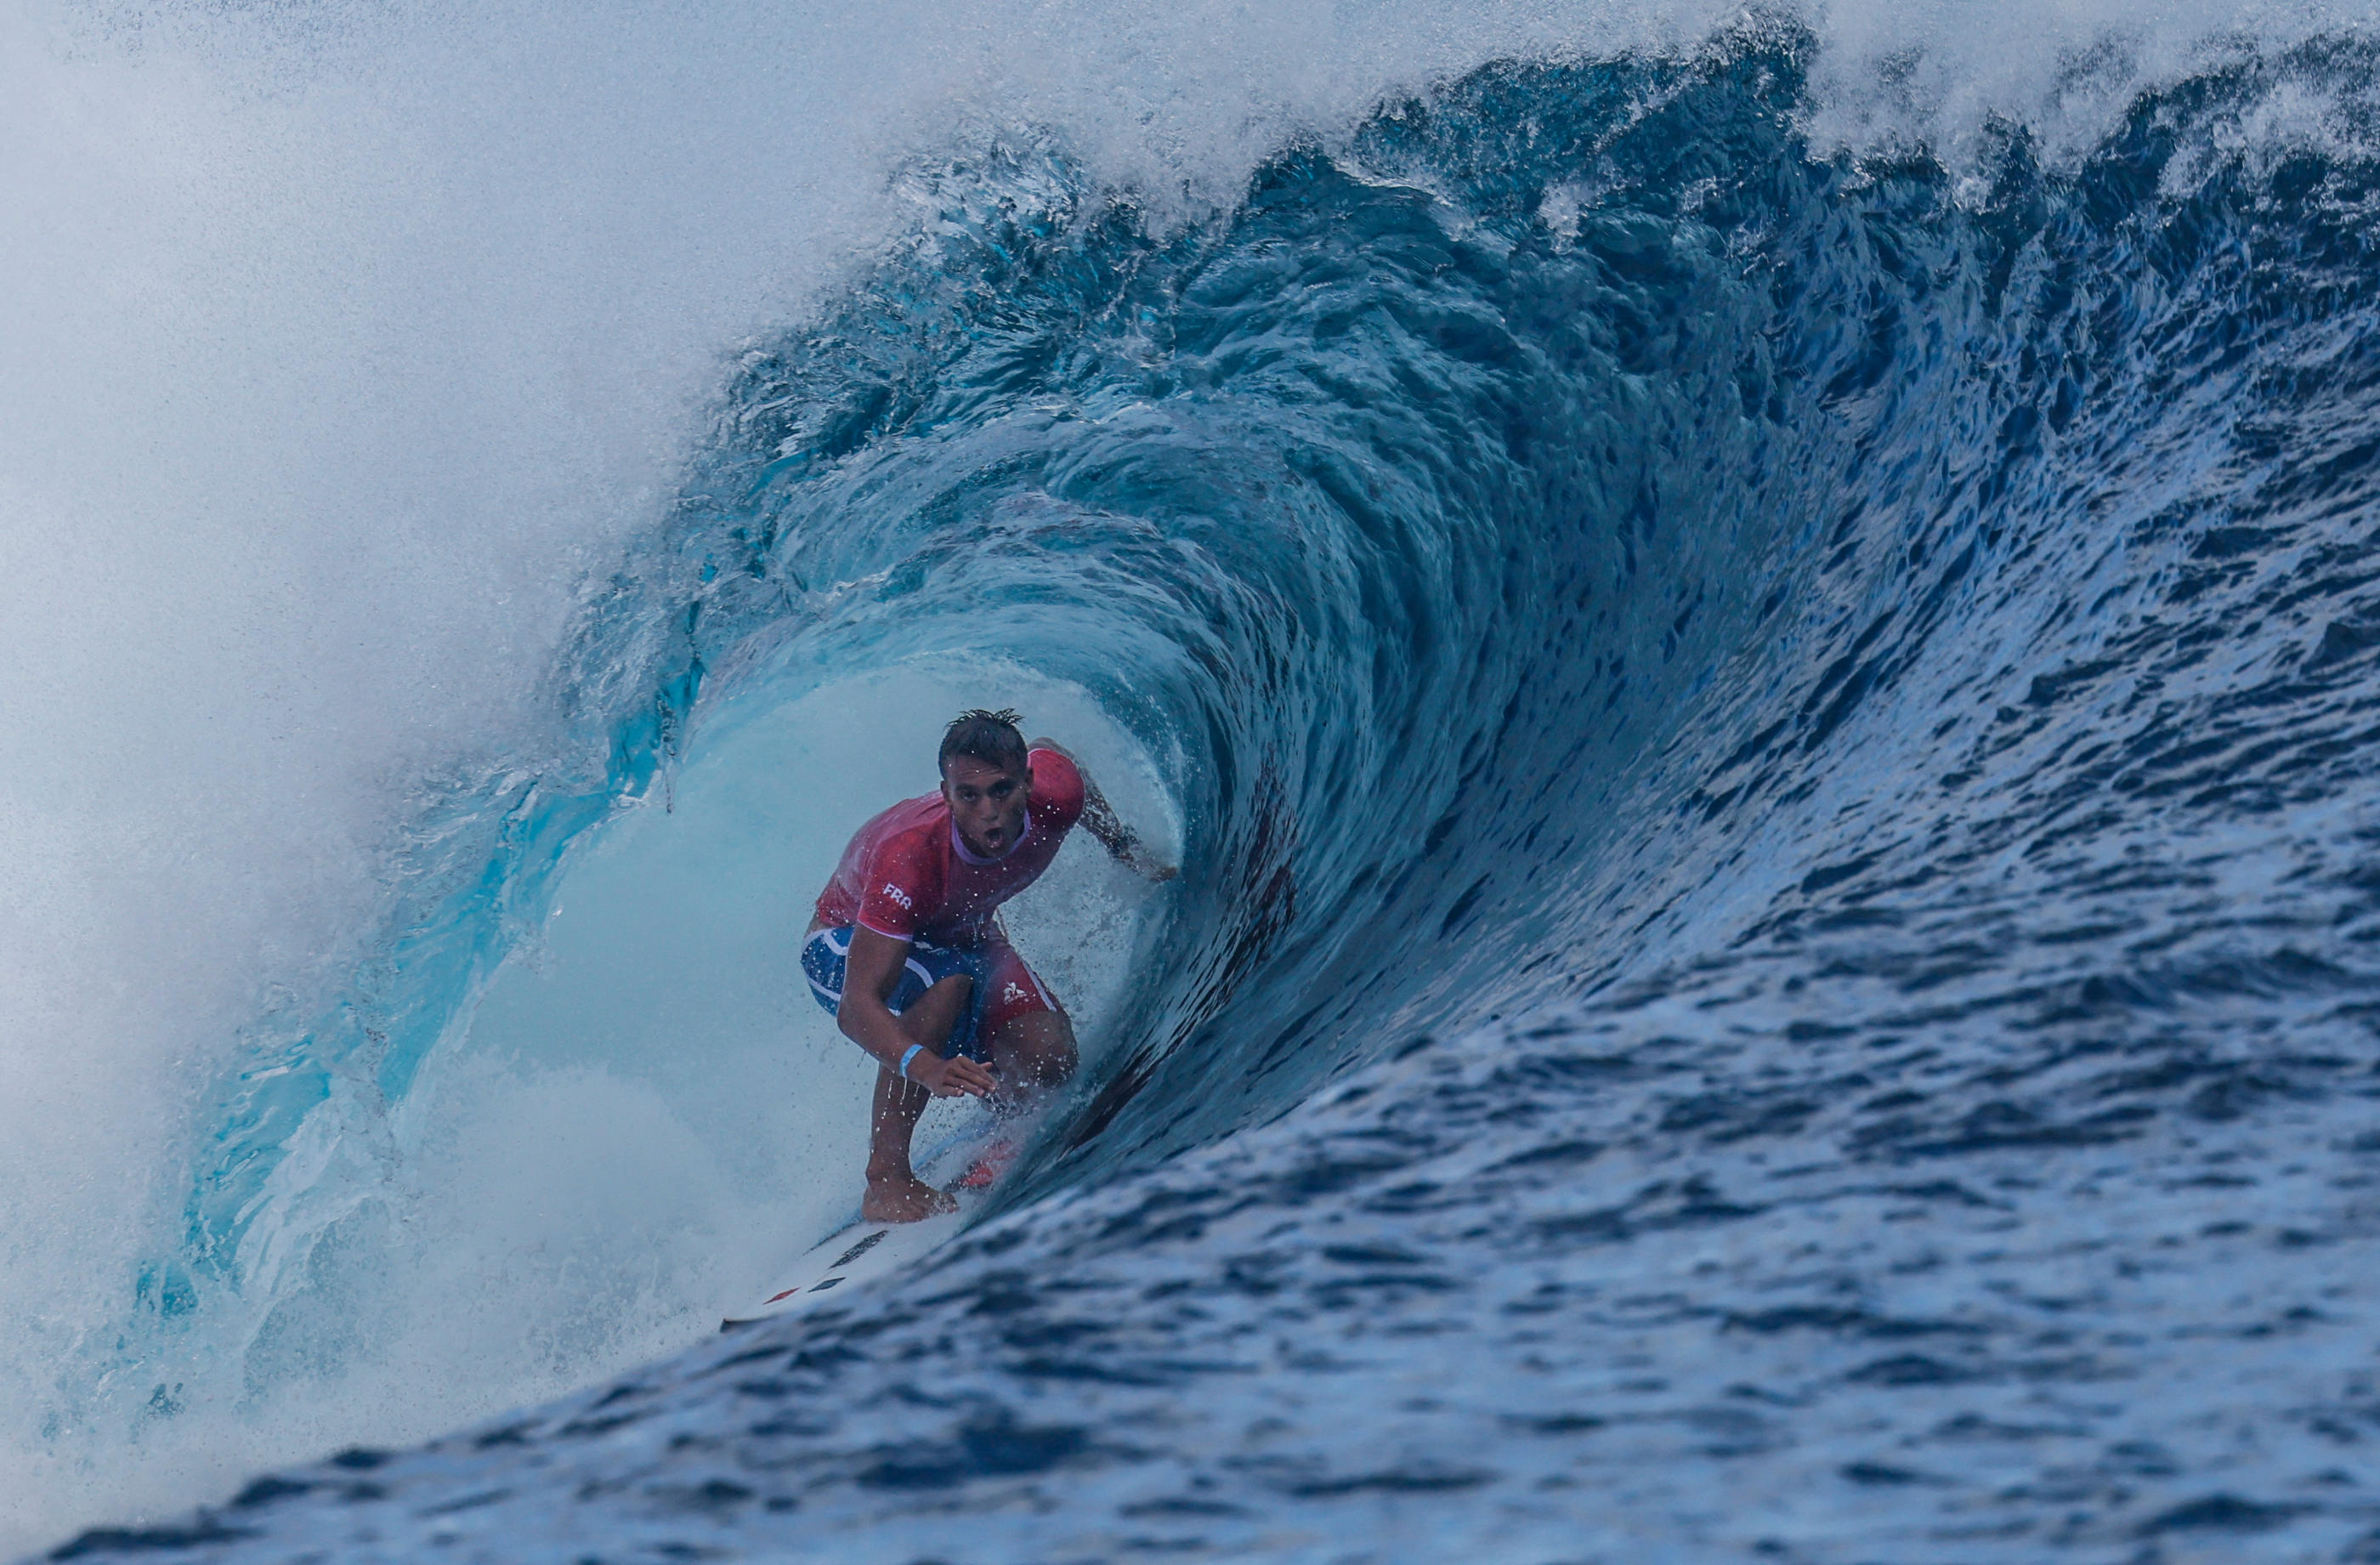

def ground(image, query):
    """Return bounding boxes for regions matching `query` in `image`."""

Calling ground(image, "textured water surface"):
[34,26,2380,1563]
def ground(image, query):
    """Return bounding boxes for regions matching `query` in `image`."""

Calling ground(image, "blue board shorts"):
[802,925,991,1063]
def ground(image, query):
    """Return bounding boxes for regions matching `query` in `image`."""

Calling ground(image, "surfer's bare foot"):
[862,1173,955,1223]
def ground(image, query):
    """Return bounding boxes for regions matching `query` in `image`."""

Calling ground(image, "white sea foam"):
[3,0,2374,1548]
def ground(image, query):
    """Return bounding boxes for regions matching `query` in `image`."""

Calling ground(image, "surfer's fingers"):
[944,1059,998,1097]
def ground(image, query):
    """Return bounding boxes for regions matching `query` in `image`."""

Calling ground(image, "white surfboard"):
[723,1203,968,1329]
[722,1118,1013,1330]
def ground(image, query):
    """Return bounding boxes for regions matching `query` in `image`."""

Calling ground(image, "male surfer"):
[802,709,1175,1221]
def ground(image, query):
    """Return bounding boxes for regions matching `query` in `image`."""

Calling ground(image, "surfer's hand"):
[1142,859,1179,882]
[915,1053,996,1098]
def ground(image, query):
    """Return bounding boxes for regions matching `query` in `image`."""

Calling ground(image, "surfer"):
[802,709,1176,1221]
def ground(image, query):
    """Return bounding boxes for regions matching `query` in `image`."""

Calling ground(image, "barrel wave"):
[39,23,2380,1563]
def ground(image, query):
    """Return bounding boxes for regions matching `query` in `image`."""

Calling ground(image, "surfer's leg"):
[949,978,1069,1191]
[860,972,972,1222]
[980,942,1074,1109]
[811,928,981,1221]
[989,1010,1076,1103]
[863,1066,953,1222]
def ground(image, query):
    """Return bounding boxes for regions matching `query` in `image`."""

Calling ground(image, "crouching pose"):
[802,709,1175,1221]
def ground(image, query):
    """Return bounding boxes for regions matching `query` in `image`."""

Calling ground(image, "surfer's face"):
[943,753,1031,859]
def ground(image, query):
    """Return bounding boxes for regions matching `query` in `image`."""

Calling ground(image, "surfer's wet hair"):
[939,708,1028,776]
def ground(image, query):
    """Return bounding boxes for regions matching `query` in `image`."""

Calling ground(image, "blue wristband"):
[898,1043,926,1080]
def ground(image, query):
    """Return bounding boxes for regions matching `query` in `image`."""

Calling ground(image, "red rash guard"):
[813,748,1087,947]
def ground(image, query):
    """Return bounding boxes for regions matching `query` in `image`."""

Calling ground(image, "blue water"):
[37,26,2380,1562]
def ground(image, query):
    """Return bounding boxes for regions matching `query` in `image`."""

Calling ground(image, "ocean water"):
[12,2,2380,1560]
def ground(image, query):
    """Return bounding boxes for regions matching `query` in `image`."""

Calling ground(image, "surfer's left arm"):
[1031,737,1178,882]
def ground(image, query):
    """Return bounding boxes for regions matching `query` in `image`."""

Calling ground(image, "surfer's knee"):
[995,1012,1076,1087]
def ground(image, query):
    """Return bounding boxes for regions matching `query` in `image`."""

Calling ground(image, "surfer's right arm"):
[1028,736,1178,881]
[837,925,996,1098]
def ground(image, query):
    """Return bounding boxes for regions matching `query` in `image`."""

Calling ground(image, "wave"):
[565,24,2380,1188]
[24,15,2380,1557]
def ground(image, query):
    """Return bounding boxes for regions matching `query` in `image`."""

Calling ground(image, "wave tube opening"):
[268,657,1174,1423]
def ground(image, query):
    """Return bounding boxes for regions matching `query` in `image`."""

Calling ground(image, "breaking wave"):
[19,11,2380,1559]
